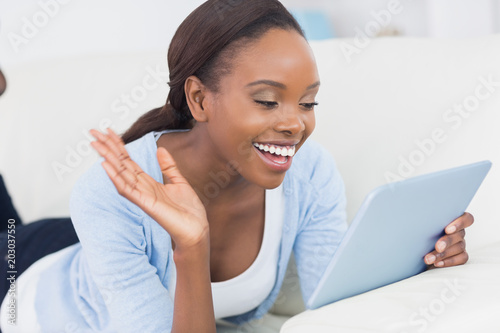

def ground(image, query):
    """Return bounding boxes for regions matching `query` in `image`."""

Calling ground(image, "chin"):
[254,174,286,190]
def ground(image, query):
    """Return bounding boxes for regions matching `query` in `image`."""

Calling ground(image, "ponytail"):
[121,93,193,144]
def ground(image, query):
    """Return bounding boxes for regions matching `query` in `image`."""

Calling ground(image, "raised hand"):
[90,128,209,251]
[424,212,474,268]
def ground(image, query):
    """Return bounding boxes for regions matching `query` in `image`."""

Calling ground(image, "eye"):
[254,100,278,109]
[300,102,319,110]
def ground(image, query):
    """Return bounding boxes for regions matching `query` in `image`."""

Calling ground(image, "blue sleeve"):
[292,145,348,307]
[69,161,174,332]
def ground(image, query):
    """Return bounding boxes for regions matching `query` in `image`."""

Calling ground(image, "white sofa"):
[0,35,499,332]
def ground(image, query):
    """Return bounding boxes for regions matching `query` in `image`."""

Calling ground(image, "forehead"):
[227,29,319,89]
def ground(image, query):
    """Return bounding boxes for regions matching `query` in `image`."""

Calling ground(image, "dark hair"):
[121,0,304,144]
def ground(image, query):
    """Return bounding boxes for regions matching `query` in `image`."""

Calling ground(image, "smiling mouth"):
[252,142,296,165]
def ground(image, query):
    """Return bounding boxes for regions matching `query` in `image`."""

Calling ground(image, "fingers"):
[425,240,467,267]
[424,229,465,266]
[444,212,474,234]
[100,159,134,196]
[106,127,132,160]
[424,212,474,268]
[438,251,469,267]
[157,147,187,185]
[90,128,149,196]
[435,229,466,253]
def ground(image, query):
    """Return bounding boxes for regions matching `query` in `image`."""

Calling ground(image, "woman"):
[0,1,472,332]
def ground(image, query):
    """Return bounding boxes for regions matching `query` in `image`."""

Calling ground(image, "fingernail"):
[435,261,444,267]
[447,225,456,233]
[437,241,446,252]
[426,254,436,264]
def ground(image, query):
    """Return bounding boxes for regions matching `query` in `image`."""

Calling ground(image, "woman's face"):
[203,28,320,189]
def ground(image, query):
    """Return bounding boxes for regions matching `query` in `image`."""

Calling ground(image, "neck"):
[157,125,261,208]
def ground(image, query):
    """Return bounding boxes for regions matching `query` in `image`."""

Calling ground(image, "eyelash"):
[254,100,319,110]
[255,100,278,108]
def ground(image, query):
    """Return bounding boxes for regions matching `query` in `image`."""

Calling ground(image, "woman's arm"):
[70,164,174,332]
[89,128,216,333]
[172,240,214,332]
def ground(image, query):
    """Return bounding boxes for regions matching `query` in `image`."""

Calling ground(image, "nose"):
[273,107,306,136]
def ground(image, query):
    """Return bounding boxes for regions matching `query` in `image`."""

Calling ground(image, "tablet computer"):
[307,160,492,310]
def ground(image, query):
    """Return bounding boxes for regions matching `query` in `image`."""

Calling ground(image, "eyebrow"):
[246,80,320,90]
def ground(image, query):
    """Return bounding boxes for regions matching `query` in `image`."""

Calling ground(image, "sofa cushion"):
[280,242,500,332]
[309,35,500,250]
[0,53,169,222]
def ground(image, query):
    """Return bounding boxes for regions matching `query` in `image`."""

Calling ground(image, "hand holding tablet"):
[307,160,492,309]
[425,212,474,268]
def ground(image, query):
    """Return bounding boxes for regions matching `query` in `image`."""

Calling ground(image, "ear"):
[185,75,209,122]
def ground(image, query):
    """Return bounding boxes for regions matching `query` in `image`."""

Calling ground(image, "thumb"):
[157,147,186,184]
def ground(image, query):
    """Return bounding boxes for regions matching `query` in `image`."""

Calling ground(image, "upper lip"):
[253,140,300,146]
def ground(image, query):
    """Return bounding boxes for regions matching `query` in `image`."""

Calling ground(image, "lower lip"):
[253,146,293,172]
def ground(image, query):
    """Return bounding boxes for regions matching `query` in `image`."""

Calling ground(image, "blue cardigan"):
[34,131,347,332]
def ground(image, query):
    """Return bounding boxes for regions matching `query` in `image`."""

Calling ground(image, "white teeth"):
[253,142,296,157]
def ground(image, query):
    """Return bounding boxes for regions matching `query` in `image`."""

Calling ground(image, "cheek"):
[303,111,316,139]
[208,100,262,156]
[212,97,268,136]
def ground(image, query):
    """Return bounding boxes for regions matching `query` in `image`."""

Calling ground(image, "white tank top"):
[168,183,284,319]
